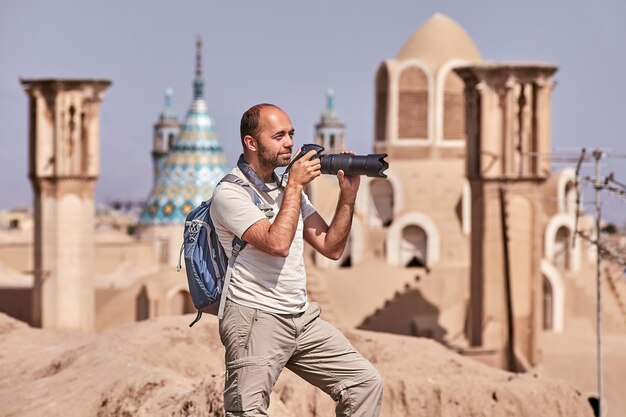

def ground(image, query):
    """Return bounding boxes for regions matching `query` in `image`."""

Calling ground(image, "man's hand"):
[337,151,360,203]
[288,150,321,188]
[303,150,359,260]
[242,149,319,258]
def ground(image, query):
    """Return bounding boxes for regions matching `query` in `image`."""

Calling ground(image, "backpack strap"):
[220,174,274,219]
[216,236,246,319]
[214,173,274,319]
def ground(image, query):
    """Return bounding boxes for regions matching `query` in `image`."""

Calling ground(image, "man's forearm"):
[324,193,356,259]
[265,182,303,254]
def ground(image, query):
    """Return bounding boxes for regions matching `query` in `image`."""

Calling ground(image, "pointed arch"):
[386,212,440,267]
[545,213,579,272]
[540,259,565,332]
[442,71,465,140]
[401,225,428,267]
[556,168,577,214]
[369,179,394,227]
[564,181,576,215]
[389,59,434,146]
[434,59,472,146]
[554,226,571,269]
[357,171,404,228]
[398,66,428,139]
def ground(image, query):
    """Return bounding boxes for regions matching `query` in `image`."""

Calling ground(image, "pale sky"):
[1,0,625,224]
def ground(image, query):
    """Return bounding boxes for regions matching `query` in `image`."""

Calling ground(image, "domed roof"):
[139,39,229,225]
[395,13,482,73]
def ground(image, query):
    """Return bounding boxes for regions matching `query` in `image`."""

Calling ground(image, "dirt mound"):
[0,313,592,417]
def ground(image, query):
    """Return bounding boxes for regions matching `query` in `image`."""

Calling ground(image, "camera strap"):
[278,148,310,187]
[236,155,284,193]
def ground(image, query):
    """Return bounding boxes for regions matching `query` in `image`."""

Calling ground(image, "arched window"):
[543,275,553,330]
[375,65,389,142]
[401,225,428,268]
[369,179,394,227]
[135,286,150,321]
[564,181,577,214]
[387,212,440,267]
[540,259,565,333]
[398,67,428,139]
[554,226,571,270]
[442,71,465,140]
[170,290,195,315]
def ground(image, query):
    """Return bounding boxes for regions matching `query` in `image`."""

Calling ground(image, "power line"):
[576,231,626,266]
[570,147,626,417]
[578,177,626,202]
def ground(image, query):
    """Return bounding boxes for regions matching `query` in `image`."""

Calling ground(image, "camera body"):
[295,144,389,178]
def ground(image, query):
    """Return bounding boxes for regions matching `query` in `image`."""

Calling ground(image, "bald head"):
[240,103,282,145]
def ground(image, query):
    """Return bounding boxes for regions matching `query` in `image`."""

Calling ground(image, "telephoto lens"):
[288,144,389,179]
[319,153,389,178]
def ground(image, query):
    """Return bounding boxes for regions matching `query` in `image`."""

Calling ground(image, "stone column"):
[22,79,111,332]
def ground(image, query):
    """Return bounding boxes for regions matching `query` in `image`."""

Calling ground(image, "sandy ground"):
[0,312,594,417]
[538,327,626,417]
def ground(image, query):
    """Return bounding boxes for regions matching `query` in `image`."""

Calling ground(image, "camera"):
[294,144,389,178]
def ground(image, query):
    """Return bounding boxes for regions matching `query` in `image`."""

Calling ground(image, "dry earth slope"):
[0,313,593,417]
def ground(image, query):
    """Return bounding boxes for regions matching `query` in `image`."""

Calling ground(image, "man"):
[210,103,383,416]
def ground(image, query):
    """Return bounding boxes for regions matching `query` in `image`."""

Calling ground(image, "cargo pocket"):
[220,302,258,360]
[224,356,271,413]
[237,307,258,350]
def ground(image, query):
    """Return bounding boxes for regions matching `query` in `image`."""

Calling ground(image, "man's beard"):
[258,141,291,168]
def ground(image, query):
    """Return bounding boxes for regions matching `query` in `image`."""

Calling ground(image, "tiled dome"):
[139,39,229,225]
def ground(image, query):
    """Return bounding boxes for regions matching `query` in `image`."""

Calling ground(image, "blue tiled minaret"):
[152,88,181,184]
[139,38,229,225]
[315,89,345,153]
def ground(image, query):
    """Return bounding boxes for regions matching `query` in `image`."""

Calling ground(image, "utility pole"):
[556,146,626,417]
[592,149,604,417]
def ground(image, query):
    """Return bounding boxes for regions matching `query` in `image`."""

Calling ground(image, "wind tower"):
[138,38,229,266]
[21,78,111,331]
[152,88,180,184]
[455,63,557,369]
[315,89,345,153]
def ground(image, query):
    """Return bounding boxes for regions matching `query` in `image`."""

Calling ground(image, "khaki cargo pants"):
[219,300,383,416]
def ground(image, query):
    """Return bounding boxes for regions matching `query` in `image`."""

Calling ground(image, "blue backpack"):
[177,174,272,327]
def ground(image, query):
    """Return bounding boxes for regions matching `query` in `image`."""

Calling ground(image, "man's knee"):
[358,372,383,402]
[336,372,384,417]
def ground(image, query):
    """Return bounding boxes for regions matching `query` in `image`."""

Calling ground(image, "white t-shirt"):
[210,166,317,314]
